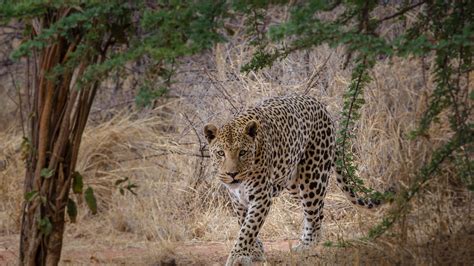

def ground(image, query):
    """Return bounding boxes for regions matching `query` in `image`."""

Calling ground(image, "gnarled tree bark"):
[19,8,111,265]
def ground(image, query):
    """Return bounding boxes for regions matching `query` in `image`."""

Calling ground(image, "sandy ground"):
[2,229,474,265]
[0,235,316,265]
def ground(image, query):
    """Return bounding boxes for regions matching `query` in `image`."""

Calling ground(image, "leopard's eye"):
[216,150,225,157]
[239,150,247,157]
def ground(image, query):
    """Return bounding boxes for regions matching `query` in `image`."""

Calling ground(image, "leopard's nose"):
[227,172,238,178]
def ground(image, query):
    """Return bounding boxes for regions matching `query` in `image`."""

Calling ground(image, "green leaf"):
[72,172,84,194]
[323,241,333,247]
[84,187,97,214]
[20,137,32,159]
[135,86,168,107]
[38,217,52,236]
[40,168,55,178]
[115,177,129,186]
[126,182,138,196]
[66,198,78,223]
[24,190,38,202]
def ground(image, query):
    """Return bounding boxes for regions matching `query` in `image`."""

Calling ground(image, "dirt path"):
[1,235,318,265]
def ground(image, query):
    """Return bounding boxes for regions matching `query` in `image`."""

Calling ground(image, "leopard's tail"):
[332,161,383,209]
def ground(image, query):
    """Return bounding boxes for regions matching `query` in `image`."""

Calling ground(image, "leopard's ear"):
[204,124,218,143]
[244,120,259,139]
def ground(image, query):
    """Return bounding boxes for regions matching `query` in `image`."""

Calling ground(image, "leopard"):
[203,95,381,266]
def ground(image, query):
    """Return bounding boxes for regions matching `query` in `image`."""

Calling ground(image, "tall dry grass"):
[0,6,472,265]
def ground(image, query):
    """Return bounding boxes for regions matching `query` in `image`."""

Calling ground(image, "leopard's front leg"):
[226,186,272,266]
[230,194,266,262]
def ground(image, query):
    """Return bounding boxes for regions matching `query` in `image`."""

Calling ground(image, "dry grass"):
[1,7,473,265]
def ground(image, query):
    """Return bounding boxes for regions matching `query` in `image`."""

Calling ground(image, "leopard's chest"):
[226,183,249,208]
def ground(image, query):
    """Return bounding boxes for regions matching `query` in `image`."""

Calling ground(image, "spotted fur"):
[204,95,380,266]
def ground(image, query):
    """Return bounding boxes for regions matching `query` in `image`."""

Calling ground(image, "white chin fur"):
[225,182,248,208]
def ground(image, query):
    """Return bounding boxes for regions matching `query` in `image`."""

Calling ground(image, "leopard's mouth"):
[219,170,249,185]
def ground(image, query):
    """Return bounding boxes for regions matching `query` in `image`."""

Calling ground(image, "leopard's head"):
[203,120,259,185]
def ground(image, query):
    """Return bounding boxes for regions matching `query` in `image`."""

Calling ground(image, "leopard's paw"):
[225,254,252,266]
[251,239,266,262]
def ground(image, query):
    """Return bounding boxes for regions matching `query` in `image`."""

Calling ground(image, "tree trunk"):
[19,10,106,265]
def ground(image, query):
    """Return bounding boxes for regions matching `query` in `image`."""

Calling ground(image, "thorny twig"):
[303,52,333,95]
[182,113,209,188]
[378,1,426,22]
[116,150,209,164]
[204,69,238,112]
